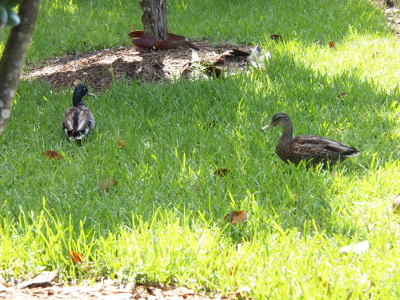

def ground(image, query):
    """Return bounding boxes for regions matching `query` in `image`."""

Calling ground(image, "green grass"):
[1,0,400,298]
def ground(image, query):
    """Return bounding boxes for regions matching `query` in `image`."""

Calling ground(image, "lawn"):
[0,0,399,298]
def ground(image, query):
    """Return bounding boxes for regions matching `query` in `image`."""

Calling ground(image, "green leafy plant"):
[0,0,21,27]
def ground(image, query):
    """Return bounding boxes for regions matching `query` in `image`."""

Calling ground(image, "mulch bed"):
[23,41,253,91]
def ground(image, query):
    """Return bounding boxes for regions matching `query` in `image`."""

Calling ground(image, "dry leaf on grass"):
[340,240,369,253]
[270,34,283,41]
[99,179,118,194]
[329,41,336,48]
[313,276,332,294]
[0,283,8,292]
[41,150,63,160]
[214,168,231,177]
[117,140,125,149]
[205,63,222,78]
[213,49,250,65]
[233,286,252,297]
[205,120,217,129]
[364,279,375,295]
[129,29,198,51]
[68,251,85,264]
[224,211,249,224]
[0,275,9,288]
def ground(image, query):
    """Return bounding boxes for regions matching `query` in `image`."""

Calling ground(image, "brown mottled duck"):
[261,113,360,167]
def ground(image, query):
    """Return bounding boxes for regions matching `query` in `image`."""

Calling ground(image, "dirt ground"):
[0,280,234,300]
[0,270,253,299]
[23,41,253,91]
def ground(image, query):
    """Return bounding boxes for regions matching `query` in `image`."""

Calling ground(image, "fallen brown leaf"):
[214,49,250,65]
[99,179,118,194]
[214,168,231,177]
[315,276,332,294]
[364,279,375,295]
[372,51,381,58]
[0,283,8,292]
[205,64,222,78]
[337,91,346,98]
[228,265,236,276]
[270,34,283,41]
[234,286,252,297]
[329,41,336,48]
[68,251,85,264]
[224,211,249,224]
[130,31,199,51]
[0,275,9,288]
[180,63,193,78]
[118,140,125,149]
[206,120,217,129]
[41,150,63,160]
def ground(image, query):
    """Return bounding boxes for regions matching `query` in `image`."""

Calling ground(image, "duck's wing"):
[62,107,77,132]
[292,135,359,155]
[62,106,92,140]
[74,108,91,132]
[87,110,95,130]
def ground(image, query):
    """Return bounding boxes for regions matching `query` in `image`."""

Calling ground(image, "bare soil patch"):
[23,41,252,91]
[1,281,232,300]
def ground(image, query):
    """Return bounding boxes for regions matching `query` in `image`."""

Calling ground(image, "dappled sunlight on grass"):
[287,34,400,91]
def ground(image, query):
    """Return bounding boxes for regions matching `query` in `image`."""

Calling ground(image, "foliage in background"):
[0,0,400,298]
[0,0,21,29]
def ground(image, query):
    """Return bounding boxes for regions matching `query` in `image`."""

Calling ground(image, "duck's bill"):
[87,92,97,98]
[261,124,273,131]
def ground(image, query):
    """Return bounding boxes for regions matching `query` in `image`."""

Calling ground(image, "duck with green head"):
[62,85,96,141]
[261,113,360,167]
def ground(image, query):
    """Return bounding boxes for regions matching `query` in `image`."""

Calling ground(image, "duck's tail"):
[65,129,89,141]
[342,148,360,157]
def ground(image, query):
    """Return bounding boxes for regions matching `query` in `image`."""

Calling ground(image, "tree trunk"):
[139,0,168,40]
[0,0,41,135]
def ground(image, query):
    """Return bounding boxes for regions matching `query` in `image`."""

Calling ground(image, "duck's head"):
[261,113,290,130]
[73,85,96,105]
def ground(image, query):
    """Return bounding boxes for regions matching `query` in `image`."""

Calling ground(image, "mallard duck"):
[62,85,96,141]
[261,113,360,167]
